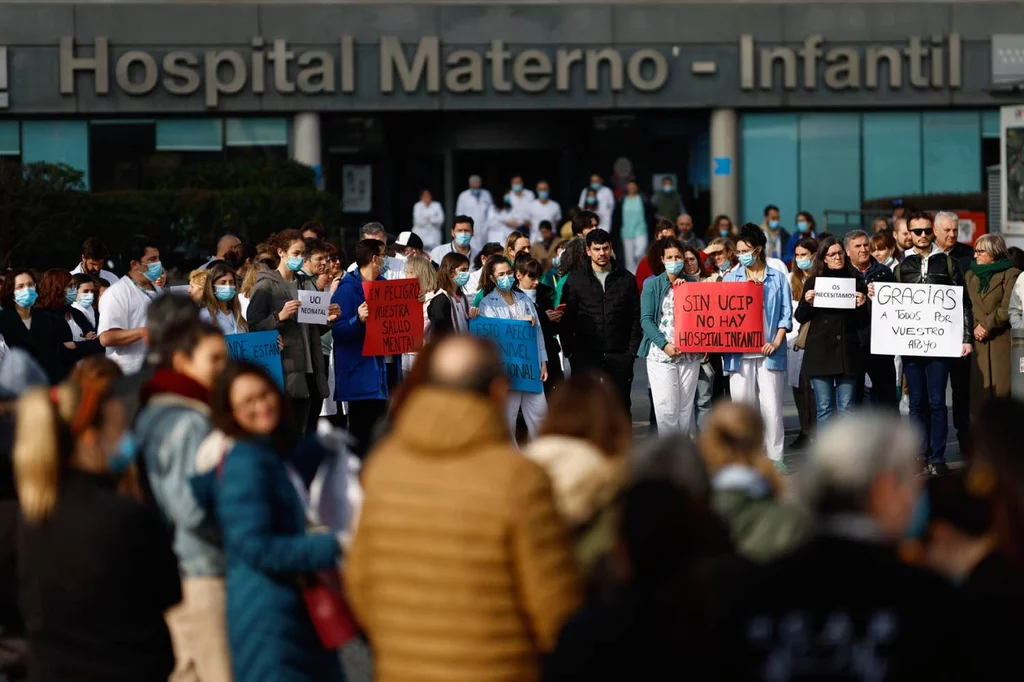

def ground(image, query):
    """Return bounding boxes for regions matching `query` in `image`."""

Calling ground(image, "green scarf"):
[970,258,1013,293]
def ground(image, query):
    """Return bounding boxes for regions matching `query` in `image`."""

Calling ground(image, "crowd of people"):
[0,180,1021,681]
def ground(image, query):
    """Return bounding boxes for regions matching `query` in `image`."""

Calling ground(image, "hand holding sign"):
[225,331,285,389]
[362,279,423,356]
[672,282,764,353]
[812,277,856,309]
[470,317,543,394]
[298,289,329,325]
[279,299,301,321]
[870,283,964,357]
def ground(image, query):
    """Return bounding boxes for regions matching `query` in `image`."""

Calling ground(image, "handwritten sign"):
[298,289,329,325]
[672,282,764,353]
[225,331,284,389]
[362,279,423,356]
[470,317,543,394]
[870,283,964,357]
[813,277,856,309]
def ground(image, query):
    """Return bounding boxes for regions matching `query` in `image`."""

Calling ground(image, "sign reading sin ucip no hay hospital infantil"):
[673,282,764,353]
[871,283,964,358]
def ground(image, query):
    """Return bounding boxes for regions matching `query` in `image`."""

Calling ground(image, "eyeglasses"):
[825,251,844,260]
[910,228,934,236]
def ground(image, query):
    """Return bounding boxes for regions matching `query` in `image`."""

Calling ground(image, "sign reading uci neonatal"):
[59,37,669,107]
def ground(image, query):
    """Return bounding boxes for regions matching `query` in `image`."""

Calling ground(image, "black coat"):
[894,250,974,344]
[947,241,974,276]
[17,470,180,682]
[561,264,642,358]
[0,308,71,385]
[852,257,895,350]
[64,306,104,362]
[717,534,969,681]
[958,551,1024,681]
[794,269,869,378]
[535,282,561,358]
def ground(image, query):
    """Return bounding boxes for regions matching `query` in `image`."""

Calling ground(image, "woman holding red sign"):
[640,238,703,435]
[477,256,549,441]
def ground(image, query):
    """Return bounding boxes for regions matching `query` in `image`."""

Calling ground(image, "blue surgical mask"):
[719,228,730,238]
[78,293,94,309]
[663,184,674,193]
[664,261,685,275]
[503,194,512,204]
[454,233,473,248]
[144,261,163,282]
[107,433,138,475]
[64,288,78,305]
[538,190,549,200]
[215,285,236,301]
[378,260,389,276]
[286,256,304,272]
[586,196,597,205]
[14,288,37,308]
[796,258,813,271]
[796,220,809,232]
[553,255,561,268]
[738,252,755,268]
[453,271,471,287]
[512,183,523,192]
[717,260,731,272]
[768,220,780,230]
[590,182,601,191]
[883,256,895,269]
[471,188,481,198]
[496,274,515,292]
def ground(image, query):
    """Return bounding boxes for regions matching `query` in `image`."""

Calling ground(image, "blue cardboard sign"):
[470,317,543,394]
[713,157,732,176]
[225,331,284,389]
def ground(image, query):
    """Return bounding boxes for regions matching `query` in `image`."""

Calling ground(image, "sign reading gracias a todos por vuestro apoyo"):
[50,33,964,107]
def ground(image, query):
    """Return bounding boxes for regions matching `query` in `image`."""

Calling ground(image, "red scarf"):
[140,368,211,407]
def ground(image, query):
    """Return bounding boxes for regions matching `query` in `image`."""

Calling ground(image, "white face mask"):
[522,288,537,303]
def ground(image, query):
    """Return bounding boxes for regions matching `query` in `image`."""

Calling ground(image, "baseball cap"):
[396,231,424,251]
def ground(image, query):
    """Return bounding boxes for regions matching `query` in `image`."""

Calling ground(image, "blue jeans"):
[810,375,857,424]
[902,357,950,464]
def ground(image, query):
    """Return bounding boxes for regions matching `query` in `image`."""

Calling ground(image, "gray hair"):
[975,233,1010,261]
[790,412,921,518]
[360,222,386,239]
[934,211,959,229]
[842,230,869,249]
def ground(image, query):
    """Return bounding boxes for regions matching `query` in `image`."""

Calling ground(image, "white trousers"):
[622,234,649,274]
[729,357,786,461]
[412,226,441,253]
[505,390,548,441]
[647,357,701,435]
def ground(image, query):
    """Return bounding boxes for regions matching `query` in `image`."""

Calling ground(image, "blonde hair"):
[406,255,437,297]
[697,401,779,492]
[976,233,1010,262]
[241,259,270,297]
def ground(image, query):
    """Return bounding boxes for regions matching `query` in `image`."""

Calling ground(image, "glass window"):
[89,121,156,192]
[982,109,1000,139]
[156,119,223,151]
[798,114,860,228]
[741,114,798,225]
[862,113,922,200]
[922,112,981,194]
[225,118,288,147]
[21,121,90,189]
[0,121,19,156]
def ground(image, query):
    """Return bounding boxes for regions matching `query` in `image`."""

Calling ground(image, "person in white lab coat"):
[412,189,445,252]
[577,173,615,235]
[455,175,493,254]
[508,175,535,226]
[487,191,525,245]
[525,181,562,244]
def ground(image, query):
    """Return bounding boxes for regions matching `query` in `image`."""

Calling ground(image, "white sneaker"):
[899,394,910,416]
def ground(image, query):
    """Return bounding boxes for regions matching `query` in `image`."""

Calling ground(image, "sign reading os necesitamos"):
[813,277,857,309]
[297,289,329,325]
[870,283,963,357]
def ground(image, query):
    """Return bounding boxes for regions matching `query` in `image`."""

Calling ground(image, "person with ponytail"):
[14,377,179,681]
[0,269,74,385]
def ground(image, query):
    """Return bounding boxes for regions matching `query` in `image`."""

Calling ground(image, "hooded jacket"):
[331,270,389,403]
[246,269,329,399]
[346,387,582,682]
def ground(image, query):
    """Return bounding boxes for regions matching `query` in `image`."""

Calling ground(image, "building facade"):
[2,1,1023,235]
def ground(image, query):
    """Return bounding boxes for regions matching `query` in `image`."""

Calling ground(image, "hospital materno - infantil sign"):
[57,34,963,108]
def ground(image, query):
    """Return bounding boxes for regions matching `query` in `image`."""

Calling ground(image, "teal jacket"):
[639,273,673,358]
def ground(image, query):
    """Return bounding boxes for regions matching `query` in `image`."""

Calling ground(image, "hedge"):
[0,160,343,271]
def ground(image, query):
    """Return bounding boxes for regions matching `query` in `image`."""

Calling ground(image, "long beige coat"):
[966,266,1021,410]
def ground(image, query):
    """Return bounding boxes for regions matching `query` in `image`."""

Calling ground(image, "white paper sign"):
[870,283,964,358]
[813,277,857,309]
[297,289,329,325]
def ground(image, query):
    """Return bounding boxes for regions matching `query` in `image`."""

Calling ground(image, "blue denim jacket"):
[722,264,793,373]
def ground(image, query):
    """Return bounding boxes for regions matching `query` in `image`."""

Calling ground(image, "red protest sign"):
[672,281,764,353]
[362,279,423,356]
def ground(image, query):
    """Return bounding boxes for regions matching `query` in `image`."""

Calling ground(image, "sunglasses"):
[910,228,934,236]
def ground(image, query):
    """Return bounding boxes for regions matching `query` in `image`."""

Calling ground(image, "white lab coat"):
[455,189,494,253]
[508,189,535,225]
[577,185,616,233]
[412,200,445,252]
[525,199,563,243]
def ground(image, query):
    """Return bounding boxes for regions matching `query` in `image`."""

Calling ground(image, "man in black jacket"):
[890,211,973,477]
[845,230,897,410]
[560,229,642,415]
[934,211,974,456]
